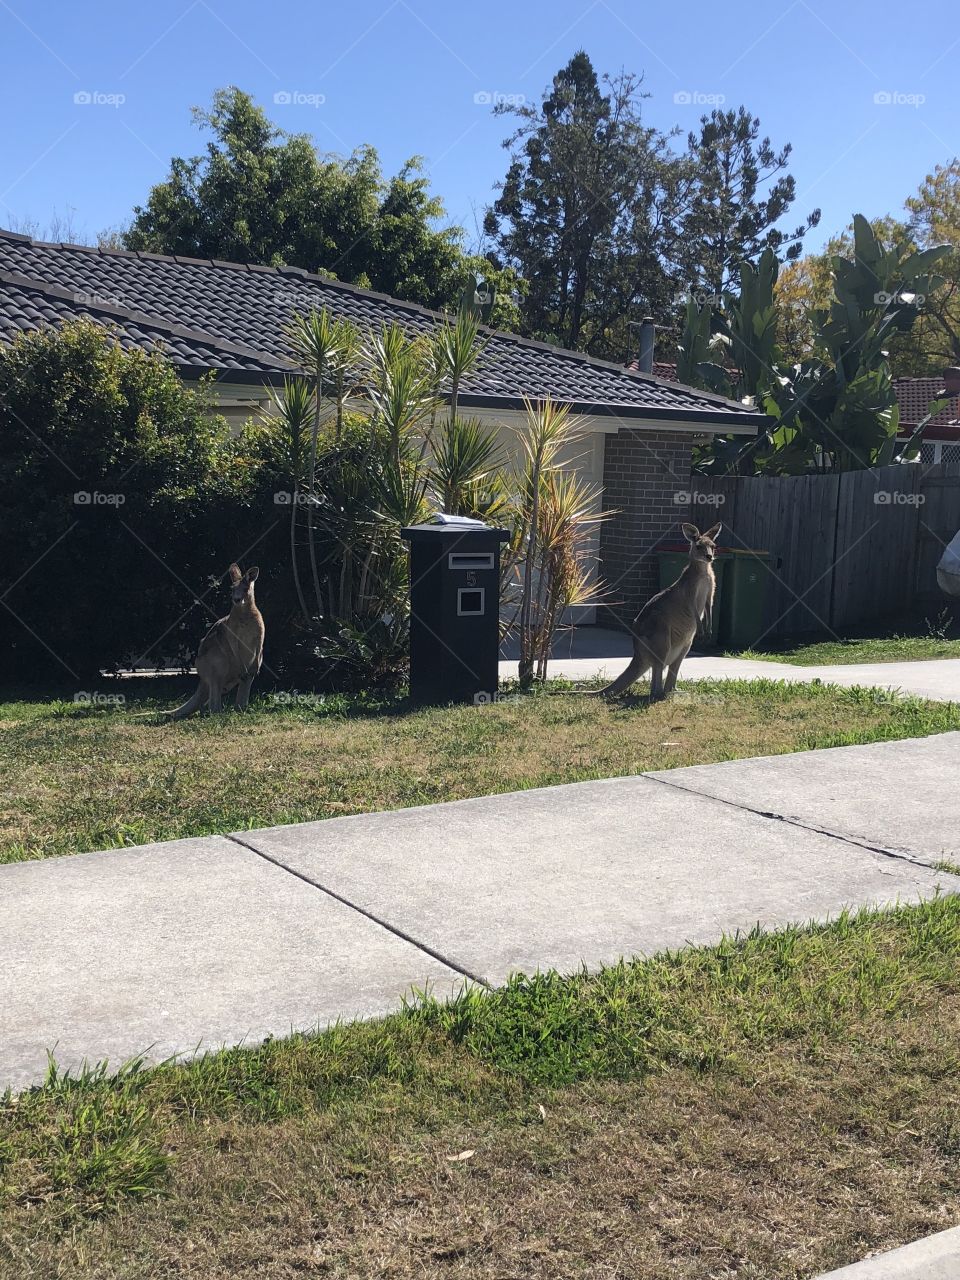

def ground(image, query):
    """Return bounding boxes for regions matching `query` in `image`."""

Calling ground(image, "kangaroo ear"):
[245,566,260,583]
[228,563,242,584]
[703,522,723,541]
[681,523,699,543]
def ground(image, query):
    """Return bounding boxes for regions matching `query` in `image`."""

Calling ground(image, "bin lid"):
[657,542,769,557]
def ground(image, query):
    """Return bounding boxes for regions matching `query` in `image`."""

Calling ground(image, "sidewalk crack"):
[644,774,948,875]
[225,833,491,989]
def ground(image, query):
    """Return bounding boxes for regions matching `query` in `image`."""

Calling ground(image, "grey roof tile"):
[0,271,291,377]
[0,230,764,425]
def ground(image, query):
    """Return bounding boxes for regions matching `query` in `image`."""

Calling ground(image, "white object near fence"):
[937,528,960,598]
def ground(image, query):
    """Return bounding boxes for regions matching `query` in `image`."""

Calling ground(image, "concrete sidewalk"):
[815,1225,960,1278]
[499,627,960,702]
[3,731,960,1093]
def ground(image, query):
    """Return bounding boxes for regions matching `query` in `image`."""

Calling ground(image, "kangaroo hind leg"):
[663,643,692,697]
[649,665,666,703]
[236,673,256,711]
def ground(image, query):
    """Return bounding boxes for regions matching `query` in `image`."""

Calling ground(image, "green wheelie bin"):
[716,548,774,649]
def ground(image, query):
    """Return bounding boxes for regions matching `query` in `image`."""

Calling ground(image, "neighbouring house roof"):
[0,229,764,430]
[624,359,679,381]
[893,376,960,439]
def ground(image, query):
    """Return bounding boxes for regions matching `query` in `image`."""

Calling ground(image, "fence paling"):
[689,464,960,637]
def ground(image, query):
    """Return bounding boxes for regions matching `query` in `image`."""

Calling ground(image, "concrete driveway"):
[499,627,960,702]
[3,730,959,1093]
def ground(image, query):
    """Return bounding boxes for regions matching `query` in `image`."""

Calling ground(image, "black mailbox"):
[400,519,510,705]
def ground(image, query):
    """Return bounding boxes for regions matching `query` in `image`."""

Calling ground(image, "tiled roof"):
[624,359,679,381]
[893,377,959,435]
[0,229,763,427]
[0,271,290,378]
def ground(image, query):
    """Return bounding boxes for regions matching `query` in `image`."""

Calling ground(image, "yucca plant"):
[327,317,361,442]
[515,398,579,686]
[262,377,317,624]
[430,308,487,423]
[285,309,346,616]
[530,469,608,680]
[428,416,503,516]
[363,324,439,470]
[512,398,604,686]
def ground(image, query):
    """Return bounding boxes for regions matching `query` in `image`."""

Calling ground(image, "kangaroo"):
[168,564,265,719]
[599,522,722,702]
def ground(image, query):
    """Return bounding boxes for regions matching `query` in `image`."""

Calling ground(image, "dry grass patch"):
[3,677,959,862]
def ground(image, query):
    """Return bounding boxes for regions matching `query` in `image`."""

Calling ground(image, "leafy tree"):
[775,216,905,366]
[777,166,960,378]
[484,55,818,360]
[675,108,820,299]
[899,161,960,372]
[123,87,520,326]
[686,217,949,475]
[483,52,680,356]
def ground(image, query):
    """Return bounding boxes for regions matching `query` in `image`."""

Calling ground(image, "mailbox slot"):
[457,587,485,616]
[448,552,495,571]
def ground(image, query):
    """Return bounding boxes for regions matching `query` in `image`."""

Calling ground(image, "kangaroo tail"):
[167,682,207,721]
[596,649,651,698]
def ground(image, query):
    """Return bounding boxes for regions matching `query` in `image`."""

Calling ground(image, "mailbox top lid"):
[401,521,510,544]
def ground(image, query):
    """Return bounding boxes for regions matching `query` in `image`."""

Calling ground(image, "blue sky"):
[2,0,957,257]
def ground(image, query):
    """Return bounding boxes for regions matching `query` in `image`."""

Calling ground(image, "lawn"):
[733,614,960,666]
[4,898,960,1278]
[3,677,960,863]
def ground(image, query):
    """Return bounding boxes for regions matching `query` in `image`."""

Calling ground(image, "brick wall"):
[597,428,693,627]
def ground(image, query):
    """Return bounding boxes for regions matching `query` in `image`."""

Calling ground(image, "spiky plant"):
[531,469,609,679]
[430,309,487,423]
[262,377,317,624]
[363,325,439,470]
[514,397,587,687]
[285,309,345,616]
[428,416,503,516]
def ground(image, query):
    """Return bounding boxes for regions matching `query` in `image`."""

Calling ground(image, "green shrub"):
[0,321,288,682]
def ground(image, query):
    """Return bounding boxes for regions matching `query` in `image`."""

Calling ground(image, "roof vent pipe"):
[637,316,655,374]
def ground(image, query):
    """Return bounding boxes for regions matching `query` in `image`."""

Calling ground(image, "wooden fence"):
[689,461,960,638]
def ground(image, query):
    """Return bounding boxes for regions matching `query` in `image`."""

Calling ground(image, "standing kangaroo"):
[168,564,265,719]
[599,522,722,701]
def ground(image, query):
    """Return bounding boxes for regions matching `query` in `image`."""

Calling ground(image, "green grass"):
[4,898,960,1277]
[3,677,960,863]
[732,612,960,666]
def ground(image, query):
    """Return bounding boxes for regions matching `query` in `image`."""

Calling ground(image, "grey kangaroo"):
[168,564,265,718]
[599,522,722,701]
